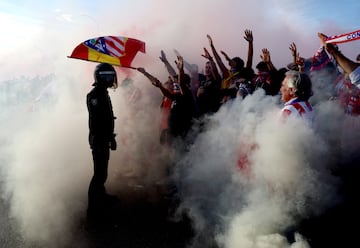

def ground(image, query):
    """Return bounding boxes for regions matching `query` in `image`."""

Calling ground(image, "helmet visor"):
[99,71,117,89]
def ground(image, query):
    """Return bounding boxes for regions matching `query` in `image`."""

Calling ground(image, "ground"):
[1,164,360,248]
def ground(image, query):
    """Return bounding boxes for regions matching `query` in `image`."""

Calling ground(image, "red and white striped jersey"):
[281,98,314,125]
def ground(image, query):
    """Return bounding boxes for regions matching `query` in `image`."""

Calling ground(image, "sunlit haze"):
[1,0,360,247]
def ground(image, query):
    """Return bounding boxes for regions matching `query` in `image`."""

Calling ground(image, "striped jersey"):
[281,98,314,125]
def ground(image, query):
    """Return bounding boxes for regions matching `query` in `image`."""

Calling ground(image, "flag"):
[68,36,145,68]
[325,29,360,44]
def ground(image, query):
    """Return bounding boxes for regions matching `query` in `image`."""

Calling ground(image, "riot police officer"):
[87,63,118,217]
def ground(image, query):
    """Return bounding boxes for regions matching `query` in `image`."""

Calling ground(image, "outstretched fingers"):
[244,29,253,42]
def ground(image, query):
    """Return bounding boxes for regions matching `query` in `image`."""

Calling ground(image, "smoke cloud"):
[173,91,342,247]
[1,0,359,247]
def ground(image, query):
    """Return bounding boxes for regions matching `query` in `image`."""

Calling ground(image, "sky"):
[1,0,360,247]
[1,0,359,80]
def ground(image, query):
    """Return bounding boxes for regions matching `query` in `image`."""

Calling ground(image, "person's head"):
[172,74,191,93]
[204,61,213,77]
[163,76,174,92]
[229,57,244,72]
[278,67,289,83]
[255,62,270,83]
[256,61,269,73]
[171,74,178,83]
[286,62,299,71]
[356,53,360,63]
[93,63,118,89]
[281,70,313,102]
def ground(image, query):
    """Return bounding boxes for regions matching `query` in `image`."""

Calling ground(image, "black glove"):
[110,134,117,150]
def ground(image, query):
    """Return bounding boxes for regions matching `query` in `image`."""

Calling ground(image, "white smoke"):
[172,90,341,247]
[1,0,359,247]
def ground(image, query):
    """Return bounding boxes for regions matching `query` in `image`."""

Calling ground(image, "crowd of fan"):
[136,30,360,147]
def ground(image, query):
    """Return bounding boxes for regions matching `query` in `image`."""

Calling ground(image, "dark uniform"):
[86,63,118,216]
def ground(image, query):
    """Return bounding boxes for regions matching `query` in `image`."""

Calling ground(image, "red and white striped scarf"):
[325,29,360,44]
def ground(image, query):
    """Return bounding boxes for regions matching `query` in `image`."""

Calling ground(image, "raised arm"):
[159,50,177,77]
[318,32,359,75]
[202,47,221,81]
[244,29,253,69]
[289,42,305,72]
[137,67,157,83]
[220,50,231,64]
[174,48,198,76]
[260,48,276,71]
[207,34,230,79]
[137,67,173,99]
[175,55,191,95]
[289,42,297,65]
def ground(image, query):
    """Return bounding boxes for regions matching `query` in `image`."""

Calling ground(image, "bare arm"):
[220,50,231,63]
[260,48,276,71]
[175,55,191,95]
[159,50,177,77]
[137,67,173,99]
[157,83,174,99]
[201,47,221,81]
[207,34,230,79]
[289,42,305,71]
[244,29,253,69]
[174,48,198,76]
[137,67,157,83]
[289,42,297,64]
[318,32,359,75]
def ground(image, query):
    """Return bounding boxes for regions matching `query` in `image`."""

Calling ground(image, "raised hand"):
[289,42,297,58]
[201,47,212,60]
[260,48,271,63]
[244,29,253,43]
[207,34,213,46]
[325,43,339,55]
[317,32,339,55]
[159,50,168,63]
[220,50,231,62]
[175,55,184,70]
[317,32,328,46]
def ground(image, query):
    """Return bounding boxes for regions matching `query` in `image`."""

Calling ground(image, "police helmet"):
[94,63,118,89]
